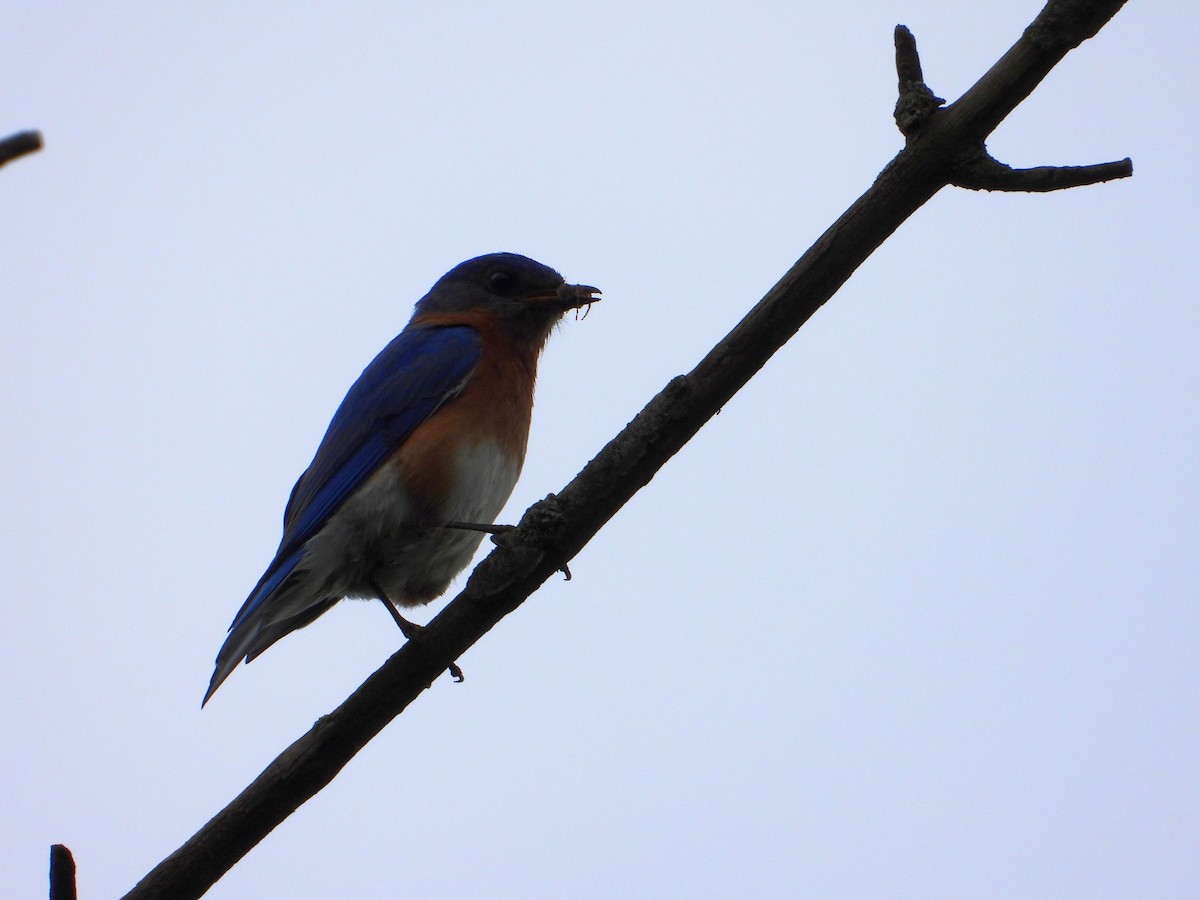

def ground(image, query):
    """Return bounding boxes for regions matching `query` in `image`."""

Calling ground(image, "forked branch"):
[893,24,1132,191]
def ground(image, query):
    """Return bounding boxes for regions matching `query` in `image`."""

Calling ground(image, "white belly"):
[301,439,522,607]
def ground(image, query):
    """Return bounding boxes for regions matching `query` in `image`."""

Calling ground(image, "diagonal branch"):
[118,2,1132,898]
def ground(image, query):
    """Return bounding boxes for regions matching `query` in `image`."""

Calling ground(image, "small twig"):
[952,150,1132,191]
[894,26,944,137]
[0,130,43,168]
[50,844,77,900]
[895,23,925,86]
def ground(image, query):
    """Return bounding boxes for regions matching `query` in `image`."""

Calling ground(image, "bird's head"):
[412,253,600,337]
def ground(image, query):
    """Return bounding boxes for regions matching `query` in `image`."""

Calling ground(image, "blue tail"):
[203,548,315,705]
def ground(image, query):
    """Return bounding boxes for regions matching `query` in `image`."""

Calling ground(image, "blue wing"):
[228,324,481,633]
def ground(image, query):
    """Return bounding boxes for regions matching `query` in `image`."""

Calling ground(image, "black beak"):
[524,282,602,313]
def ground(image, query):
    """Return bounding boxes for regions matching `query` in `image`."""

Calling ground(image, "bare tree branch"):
[892,22,1132,192]
[49,844,76,900]
[894,26,945,137]
[118,2,1132,897]
[952,150,1133,191]
[0,130,43,168]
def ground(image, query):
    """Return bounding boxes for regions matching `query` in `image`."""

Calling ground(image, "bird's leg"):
[444,520,513,538]
[375,591,423,641]
[368,579,464,683]
[442,521,571,581]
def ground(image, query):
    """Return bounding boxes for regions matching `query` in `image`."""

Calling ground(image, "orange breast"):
[393,311,541,521]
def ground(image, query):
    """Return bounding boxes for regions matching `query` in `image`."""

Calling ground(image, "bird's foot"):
[371,584,464,683]
[445,520,514,544]
[444,521,571,580]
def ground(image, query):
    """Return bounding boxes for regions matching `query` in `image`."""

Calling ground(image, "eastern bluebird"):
[203,253,599,704]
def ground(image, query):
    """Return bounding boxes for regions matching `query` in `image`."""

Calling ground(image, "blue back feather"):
[228,324,481,632]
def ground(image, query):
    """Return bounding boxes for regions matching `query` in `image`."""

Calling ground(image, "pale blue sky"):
[3,3,1197,898]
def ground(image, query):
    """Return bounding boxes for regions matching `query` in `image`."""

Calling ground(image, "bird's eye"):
[487,269,514,292]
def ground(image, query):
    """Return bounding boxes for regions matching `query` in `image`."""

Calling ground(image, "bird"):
[203,252,599,704]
